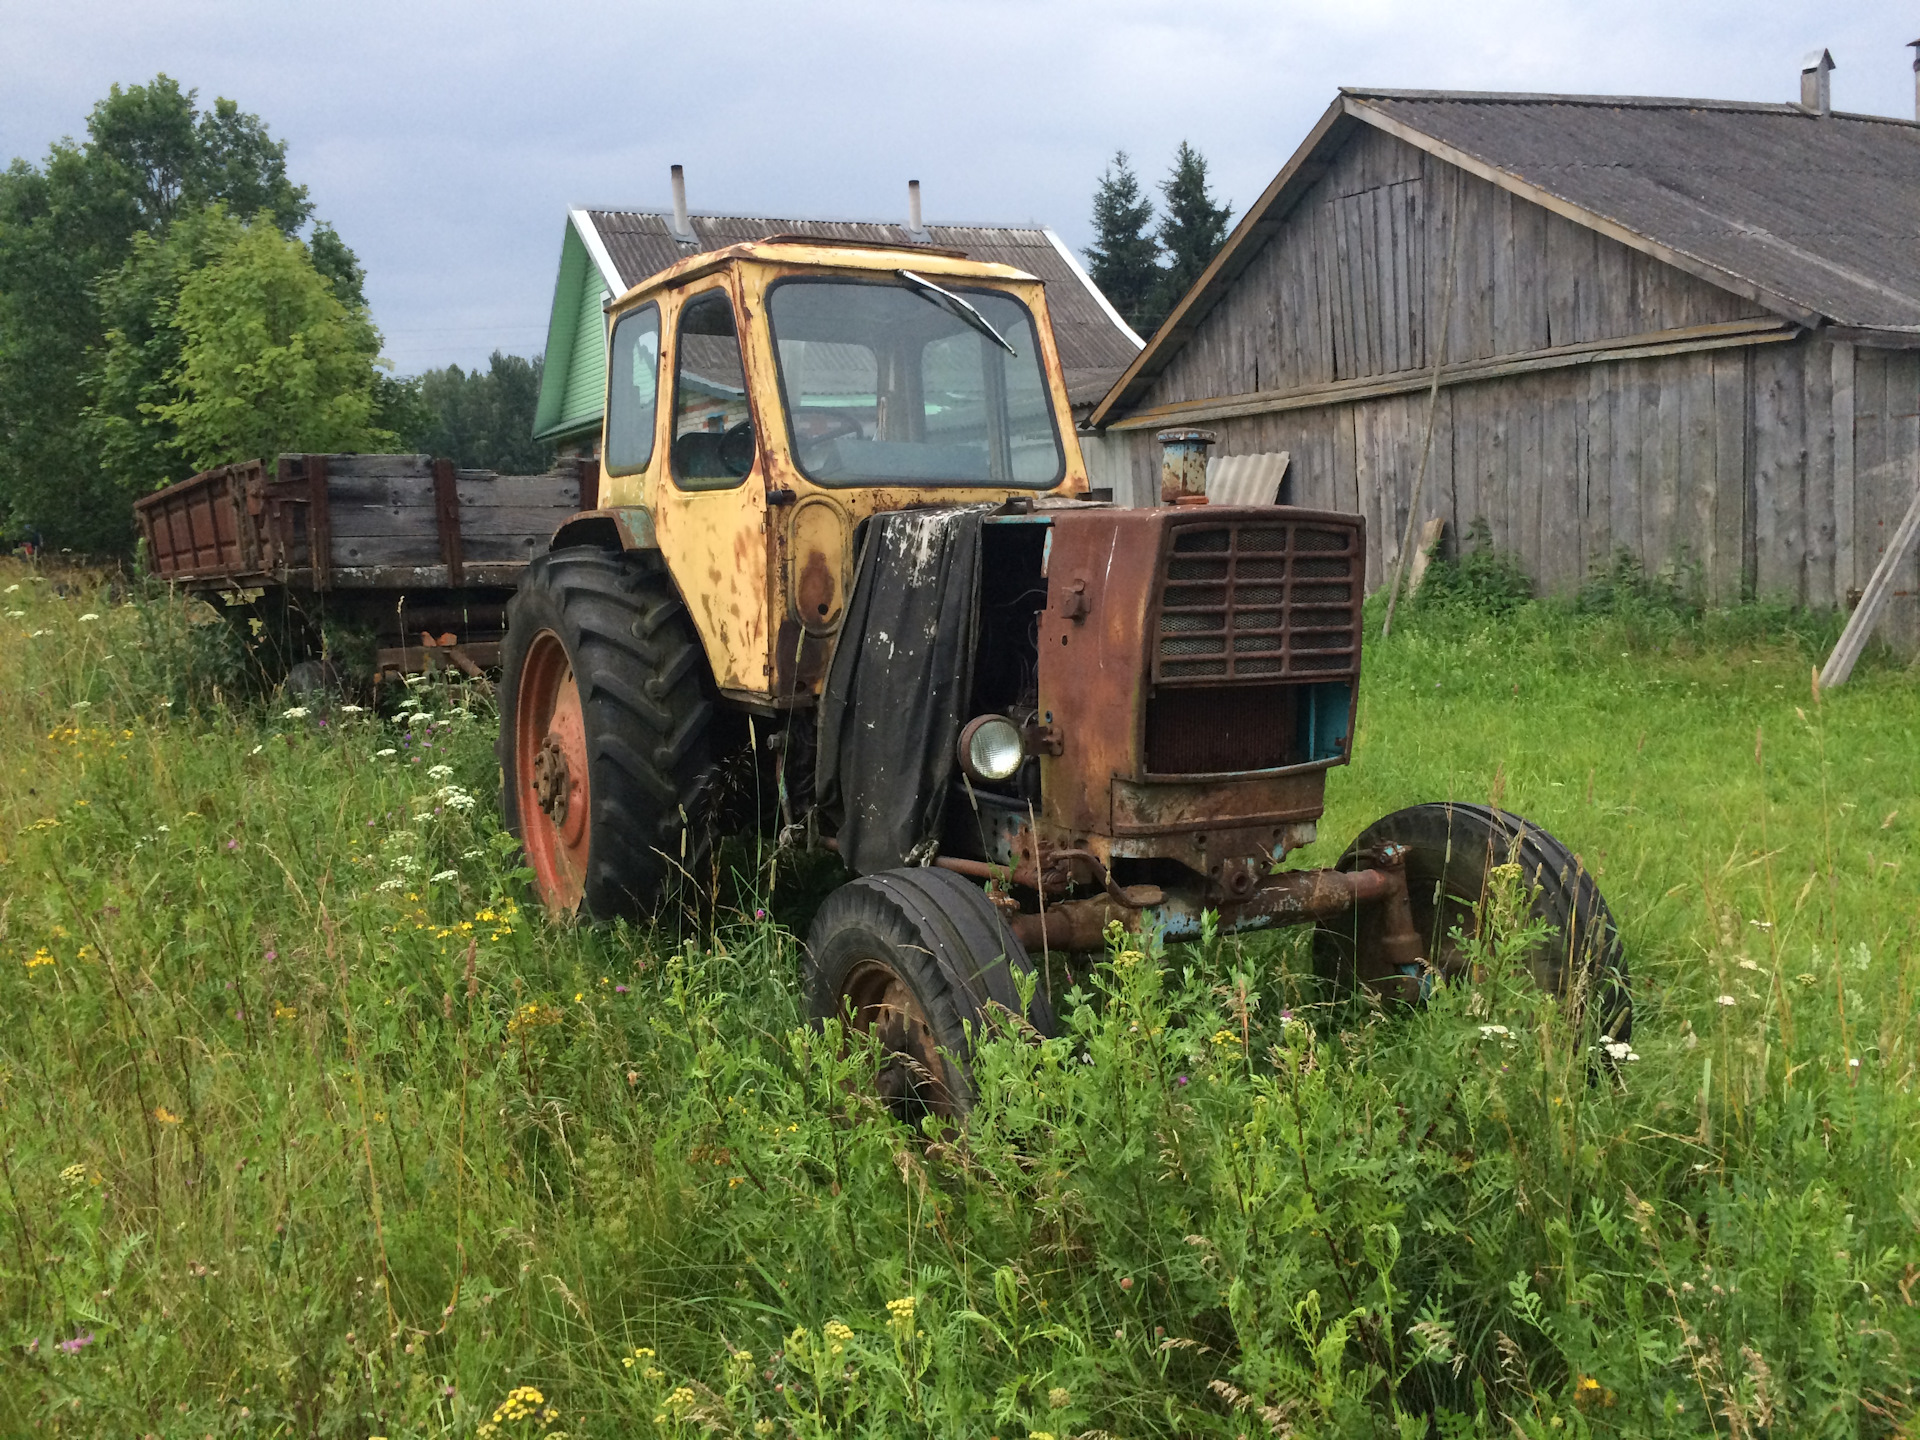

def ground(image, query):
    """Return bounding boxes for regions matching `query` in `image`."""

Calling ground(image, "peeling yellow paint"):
[593,240,1089,706]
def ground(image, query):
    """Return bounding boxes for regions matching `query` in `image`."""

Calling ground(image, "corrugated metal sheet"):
[1349,91,1920,332]
[1207,452,1291,506]
[585,210,1140,406]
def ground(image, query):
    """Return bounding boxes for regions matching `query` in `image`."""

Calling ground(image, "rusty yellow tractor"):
[497,236,1629,1116]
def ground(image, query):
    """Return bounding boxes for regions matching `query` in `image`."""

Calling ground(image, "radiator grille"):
[1145,685,1298,774]
[1153,521,1360,684]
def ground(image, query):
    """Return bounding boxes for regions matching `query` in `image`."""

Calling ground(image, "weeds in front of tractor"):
[3,556,1919,1437]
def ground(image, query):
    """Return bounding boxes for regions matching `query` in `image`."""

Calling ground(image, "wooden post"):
[577,454,600,513]
[306,454,333,590]
[431,457,464,586]
[1819,464,1920,690]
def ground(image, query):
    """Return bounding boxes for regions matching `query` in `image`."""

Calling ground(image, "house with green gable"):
[533,200,1145,458]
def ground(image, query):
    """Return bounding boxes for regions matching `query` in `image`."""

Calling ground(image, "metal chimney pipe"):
[908,179,923,233]
[1800,48,1834,115]
[669,164,693,242]
[1910,39,1920,121]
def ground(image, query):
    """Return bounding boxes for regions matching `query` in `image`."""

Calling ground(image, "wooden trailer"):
[134,452,592,679]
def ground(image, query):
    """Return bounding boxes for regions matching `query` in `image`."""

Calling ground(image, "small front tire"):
[805,868,1053,1120]
[1312,802,1631,1040]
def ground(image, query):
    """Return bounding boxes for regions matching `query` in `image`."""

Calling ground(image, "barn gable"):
[1140,123,1768,414]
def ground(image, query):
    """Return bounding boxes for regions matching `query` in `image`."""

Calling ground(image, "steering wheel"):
[719,420,756,477]
[792,408,866,469]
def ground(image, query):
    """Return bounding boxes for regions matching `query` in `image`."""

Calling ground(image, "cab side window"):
[671,290,753,489]
[604,304,661,475]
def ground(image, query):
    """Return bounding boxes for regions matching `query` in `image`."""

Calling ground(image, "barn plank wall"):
[1114,125,1920,651]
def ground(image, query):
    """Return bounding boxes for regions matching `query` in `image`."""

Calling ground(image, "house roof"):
[536,208,1143,442]
[1090,88,1920,427]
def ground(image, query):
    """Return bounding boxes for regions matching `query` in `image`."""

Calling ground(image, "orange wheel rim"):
[514,629,589,912]
[841,959,958,1119]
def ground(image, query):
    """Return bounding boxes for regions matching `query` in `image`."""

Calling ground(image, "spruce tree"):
[1084,151,1162,338]
[1147,141,1233,332]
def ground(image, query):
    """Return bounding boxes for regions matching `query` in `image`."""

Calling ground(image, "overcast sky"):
[5,1,1916,375]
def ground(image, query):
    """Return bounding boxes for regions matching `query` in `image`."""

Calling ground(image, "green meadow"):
[1,558,1915,1439]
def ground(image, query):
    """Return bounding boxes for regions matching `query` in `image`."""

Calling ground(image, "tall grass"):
[1,558,1916,1438]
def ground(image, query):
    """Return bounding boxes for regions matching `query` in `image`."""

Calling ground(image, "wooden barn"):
[1089,74,1920,647]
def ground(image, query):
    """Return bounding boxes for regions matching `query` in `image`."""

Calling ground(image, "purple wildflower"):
[264,950,277,961]
[226,839,238,851]
[57,1332,93,1355]
[754,908,767,921]
[1176,1075,1189,1086]
[614,985,629,994]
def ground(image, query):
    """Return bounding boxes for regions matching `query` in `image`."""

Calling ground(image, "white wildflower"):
[404,711,432,726]
[426,764,454,779]
[1477,1024,1511,1038]
[1715,994,1736,1007]
[156,824,169,833]
[160,699,173,708]
[29,629,49,638]
[1604,1041,1631,1061]
[460,848,485,860]
[402,673,428,688]
[339,704,366,714]
[281,706,311,720]
[392,854,422,875]
[2,583,16,593]
[79,612,100,622]
[1848,1057,1861,1069]
[250,744,264,756]
[375,878,405,893]
[429,869,459,883]
[4,610,23,619]
[1737,958,1761,972]
[71,700,91,710]
[1627,1051,1641,1062]
[375,748,397,758]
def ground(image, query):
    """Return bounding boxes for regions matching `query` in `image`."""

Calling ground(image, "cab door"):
[647,279,775,697]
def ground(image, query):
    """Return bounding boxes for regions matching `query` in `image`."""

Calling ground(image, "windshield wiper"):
[896,270,1017,356]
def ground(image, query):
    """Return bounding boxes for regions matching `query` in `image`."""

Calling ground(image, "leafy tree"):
[1148,141,1233,332]
[0,76,310,551]
[1084,151,1161,338]
[157,219,394,470]
[403,353,554,473]
[87,205,249,495]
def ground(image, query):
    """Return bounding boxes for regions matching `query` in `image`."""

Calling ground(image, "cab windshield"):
[767,278,1065,488]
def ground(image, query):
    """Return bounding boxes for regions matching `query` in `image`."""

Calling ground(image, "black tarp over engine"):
[816,507,989,874]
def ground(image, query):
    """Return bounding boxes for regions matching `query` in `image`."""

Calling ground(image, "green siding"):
[560,269,610,433]
[533,223,614,443]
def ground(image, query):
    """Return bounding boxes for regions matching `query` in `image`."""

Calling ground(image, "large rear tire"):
[498,546,715,919]
[805,868,1054,1121]
[1312,803,1631,1040]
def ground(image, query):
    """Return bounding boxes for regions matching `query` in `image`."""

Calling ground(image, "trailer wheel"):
[1312,803,1631,1039]
[498,546,714,919]
[805,868,1053,1121]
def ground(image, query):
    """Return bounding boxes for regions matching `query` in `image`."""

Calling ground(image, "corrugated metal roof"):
[583,210,1141,406]
[1092,89,1920,427]
[1348,89,1920,332]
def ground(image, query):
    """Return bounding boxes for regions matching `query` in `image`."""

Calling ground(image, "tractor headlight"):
[957,714,1025,783]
